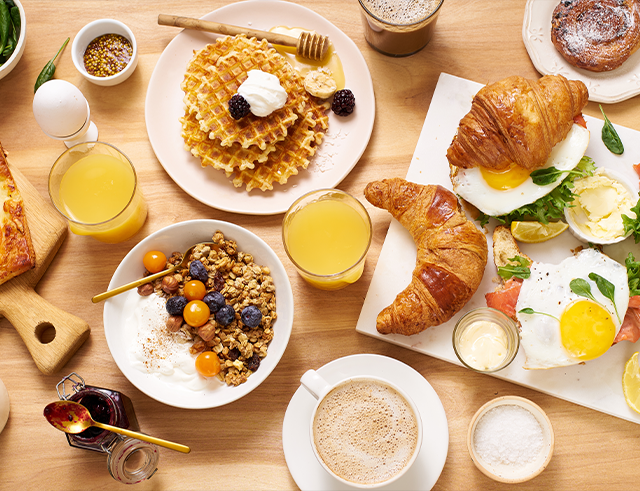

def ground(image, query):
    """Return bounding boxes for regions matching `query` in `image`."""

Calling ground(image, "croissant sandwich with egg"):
[448,74,590,218]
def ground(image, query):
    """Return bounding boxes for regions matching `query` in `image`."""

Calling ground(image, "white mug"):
[301,369,423,488]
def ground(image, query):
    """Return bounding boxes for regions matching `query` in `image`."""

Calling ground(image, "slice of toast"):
[492,225,531,269]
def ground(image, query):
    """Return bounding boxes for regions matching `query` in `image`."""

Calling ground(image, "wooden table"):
[1,0,639,489]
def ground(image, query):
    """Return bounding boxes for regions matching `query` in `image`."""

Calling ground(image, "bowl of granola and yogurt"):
[103,219,294,409]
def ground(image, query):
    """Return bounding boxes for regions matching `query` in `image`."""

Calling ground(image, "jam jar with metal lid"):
[56,373,159,484]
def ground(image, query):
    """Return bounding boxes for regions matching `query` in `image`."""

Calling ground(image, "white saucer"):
[282,354,449,490]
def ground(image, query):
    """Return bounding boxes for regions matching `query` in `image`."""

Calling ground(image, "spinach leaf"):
[588,272,621,323]
[600,105,624,155]
[570,278,595,301]
[0,1,10,56]
[34,37,69,93]
[498,255,531,280]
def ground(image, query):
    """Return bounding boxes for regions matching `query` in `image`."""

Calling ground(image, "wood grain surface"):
[1,1,639,490]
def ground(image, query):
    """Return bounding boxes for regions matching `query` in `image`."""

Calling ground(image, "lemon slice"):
[510,221,569,243]
[623,352,640,414]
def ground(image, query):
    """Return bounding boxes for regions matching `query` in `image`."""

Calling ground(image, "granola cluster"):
[138,230,277,386]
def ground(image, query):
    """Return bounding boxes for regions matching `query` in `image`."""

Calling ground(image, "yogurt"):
[123,291,220,391]
[237,70,287,117]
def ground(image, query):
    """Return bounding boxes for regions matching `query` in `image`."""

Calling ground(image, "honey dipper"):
[158,14,330,61]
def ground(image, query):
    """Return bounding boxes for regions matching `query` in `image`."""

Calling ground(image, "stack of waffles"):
[180,35,330,192]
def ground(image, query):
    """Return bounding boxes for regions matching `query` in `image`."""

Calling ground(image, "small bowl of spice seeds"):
[71,18,138,86]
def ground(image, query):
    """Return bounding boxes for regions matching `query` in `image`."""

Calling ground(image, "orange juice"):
[284,191,371,290]
[54,150,147,243]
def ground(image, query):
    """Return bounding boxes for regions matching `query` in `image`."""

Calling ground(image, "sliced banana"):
[304,70,337,99]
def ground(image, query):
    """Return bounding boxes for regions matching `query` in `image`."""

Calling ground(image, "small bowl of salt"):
[467,396,554,483]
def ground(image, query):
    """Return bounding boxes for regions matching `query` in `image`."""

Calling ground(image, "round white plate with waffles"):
[146,0,375,215]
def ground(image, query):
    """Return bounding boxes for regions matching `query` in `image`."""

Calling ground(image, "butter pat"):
[237,70,287,117]
[567,168,636,241]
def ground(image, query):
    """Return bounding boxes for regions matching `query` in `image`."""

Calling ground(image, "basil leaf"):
[570,278,596,302]
[498,255,531,280]
[600,105,624,155]
[518,307,560,322]
[34,37,69,93]
[588,272,621,323]
[626,253,640,297]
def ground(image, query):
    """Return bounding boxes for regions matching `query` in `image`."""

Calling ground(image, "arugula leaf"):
[498,255,531,280]
[518,307,560,322]
[626,252,640,297]
[588,272,622,323]
[477,157,595,226]
[622,195,640,243]
[600,105,624,155]
[570,278,595,301]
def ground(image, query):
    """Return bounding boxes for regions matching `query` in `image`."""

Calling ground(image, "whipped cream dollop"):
[237,70,287,117]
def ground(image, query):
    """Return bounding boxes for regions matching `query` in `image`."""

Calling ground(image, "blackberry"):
[216,304,236,326]
[203,291,225,313]
[189,260,208,283]
[166,296,188,316]
[228,94,251,120]
[331,89,355,117]
[241,305,262,328]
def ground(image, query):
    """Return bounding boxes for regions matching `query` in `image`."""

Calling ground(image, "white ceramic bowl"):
[0,0,26,81]
[71,18,138,86]
[564,167,636,245]
[467,396,554,483]
[103,219,294,409]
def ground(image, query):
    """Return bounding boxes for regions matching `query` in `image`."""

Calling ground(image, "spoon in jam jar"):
[91,242,216,303]
[44,400,191,453]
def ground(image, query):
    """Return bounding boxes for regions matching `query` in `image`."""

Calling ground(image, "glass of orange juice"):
[282,189,372,291]
[48,141,148,244]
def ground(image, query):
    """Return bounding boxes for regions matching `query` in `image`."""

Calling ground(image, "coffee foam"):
[312,380,419,485]
[361,0,440,25]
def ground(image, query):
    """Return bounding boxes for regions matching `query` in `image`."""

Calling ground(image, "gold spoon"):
[158,14,330,61]
[44,400,191,454]
[91,242,216,303]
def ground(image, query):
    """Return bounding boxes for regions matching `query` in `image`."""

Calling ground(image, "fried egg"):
[515,248,629,369]
[451,123,590,216]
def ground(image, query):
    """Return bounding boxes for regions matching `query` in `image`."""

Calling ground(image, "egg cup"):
[71,19,138,86]
[467,396,554,483]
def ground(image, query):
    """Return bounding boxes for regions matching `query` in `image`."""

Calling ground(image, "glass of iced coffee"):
[358,0,444,57]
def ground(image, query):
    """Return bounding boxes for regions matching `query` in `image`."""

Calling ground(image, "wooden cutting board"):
[0,162,90,375]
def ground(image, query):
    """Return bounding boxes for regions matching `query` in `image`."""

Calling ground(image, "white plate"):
[282,354,449,491]
[103,219,294,409]
[145,0,375,215]
[356,72,640,425]
[522,0,640,103]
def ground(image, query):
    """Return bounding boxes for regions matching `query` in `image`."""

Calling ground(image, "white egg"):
[451,124,590,216]
[33,80,89,138]
[515,248,629,369]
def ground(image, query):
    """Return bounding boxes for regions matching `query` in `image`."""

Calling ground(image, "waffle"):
[193,35,308,150]
[180,111,274,173]
[232,98,330,191]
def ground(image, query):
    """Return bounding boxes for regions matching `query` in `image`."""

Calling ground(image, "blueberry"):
[189,260,209,283]
[166,296,188,316]
[215,304,236,326]
[241,305,262,328]
[203,291,226,313]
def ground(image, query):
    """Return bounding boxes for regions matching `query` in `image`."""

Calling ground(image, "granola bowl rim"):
[103,219,294,409]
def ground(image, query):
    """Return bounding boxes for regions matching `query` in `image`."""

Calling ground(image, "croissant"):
[364,178,488,336]
[446,74,589,172]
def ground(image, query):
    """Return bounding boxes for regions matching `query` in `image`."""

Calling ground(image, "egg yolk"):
[480,163,531,191]
[560,300,616,361]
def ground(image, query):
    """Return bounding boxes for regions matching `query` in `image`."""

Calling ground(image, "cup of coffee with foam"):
[301,369,423,488]
[357,0,444,57]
